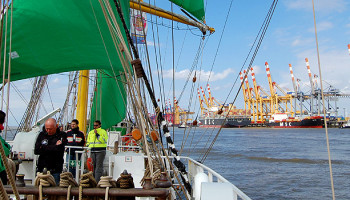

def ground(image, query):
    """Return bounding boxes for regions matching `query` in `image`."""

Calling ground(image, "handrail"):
[152,155,251,200]
[183,156,251,200]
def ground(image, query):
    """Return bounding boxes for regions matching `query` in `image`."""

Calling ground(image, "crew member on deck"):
[34,118,67,185]
[0,110,11,185]
[66,119,85,177]
[86,120,108,182]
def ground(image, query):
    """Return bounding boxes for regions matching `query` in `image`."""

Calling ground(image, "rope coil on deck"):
[97,176,117,200]
[59,171,78,200]
[59,172,78,187]
[142,159,161,186]
[34,171,56,187]
[116,173,134,189]
[34,171,56,200]
[79,171,97,200]
[97,176,117,188]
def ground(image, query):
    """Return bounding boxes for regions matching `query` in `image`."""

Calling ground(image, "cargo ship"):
[197,84,251,128]
[265,113,323,128]
[199,115,251,128]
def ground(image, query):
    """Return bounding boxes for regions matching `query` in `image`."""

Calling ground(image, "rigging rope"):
[200,0,279,163]
[311,0,335,199]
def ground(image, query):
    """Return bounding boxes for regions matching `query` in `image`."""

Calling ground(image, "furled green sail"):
[1,0,131,130]
[89,70,127,130]
[169,0,205,21]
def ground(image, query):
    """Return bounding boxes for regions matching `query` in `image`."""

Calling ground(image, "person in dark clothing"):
[0,110,11,185]
[65,119,85,177]
[34,118,67,185]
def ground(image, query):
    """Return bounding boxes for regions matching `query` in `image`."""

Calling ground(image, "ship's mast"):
[76,70,89,134]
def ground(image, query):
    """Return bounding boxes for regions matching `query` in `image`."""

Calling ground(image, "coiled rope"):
[34,171,56,200]
[116,172,134,189]
[142,159,161,186]
[59,171,78,200]
[79,171,97,200]
[97,176,117,200]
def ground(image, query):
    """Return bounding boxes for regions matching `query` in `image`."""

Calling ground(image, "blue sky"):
[147,0,350,118]
[5,0,350,126]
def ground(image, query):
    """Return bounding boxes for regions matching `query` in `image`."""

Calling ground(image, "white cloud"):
[308,21,333,32]
[292,39,302,47]
[52,77,60,84]
[162,68,235,82]
[292,48,350,95]
[285,0,347,13]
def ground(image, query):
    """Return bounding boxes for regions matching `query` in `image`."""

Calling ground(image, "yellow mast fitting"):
[129,0,215,34]
[76,70,89,135]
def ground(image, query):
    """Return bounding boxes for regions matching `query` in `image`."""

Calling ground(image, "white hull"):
[8,130,251,200]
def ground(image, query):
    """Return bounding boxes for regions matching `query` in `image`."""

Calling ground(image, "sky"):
[3,0,350,126]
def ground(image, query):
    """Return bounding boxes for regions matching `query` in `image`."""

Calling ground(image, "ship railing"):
[65,146,89,182]
[107,131,142,152]
[155,155,251,200]
[185,156,251,200]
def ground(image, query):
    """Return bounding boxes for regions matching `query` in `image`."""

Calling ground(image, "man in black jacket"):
[34,118,67,185]
[66,119,85,177]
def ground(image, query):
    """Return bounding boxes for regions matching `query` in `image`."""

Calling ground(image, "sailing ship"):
[0,0,252,199]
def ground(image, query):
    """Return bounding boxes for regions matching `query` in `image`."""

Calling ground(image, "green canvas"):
[1,0,130,81]
[1,0,131,130]
[170,0,205,21]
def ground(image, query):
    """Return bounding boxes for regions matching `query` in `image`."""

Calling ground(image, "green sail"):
[1,0,130,81]
[89,70,127,130]
[1,0,130,129]
[169,0,205,21]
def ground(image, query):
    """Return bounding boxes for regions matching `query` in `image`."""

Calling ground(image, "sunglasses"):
[93,124,99,127]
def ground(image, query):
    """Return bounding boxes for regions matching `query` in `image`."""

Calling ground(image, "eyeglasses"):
[93,124,99,127]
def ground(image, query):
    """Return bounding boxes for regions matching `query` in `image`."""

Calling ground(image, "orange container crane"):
[239,71,249,111]
[305,58,318,115]
[197,88,205,116]
[289,64,300,116]
[207,84,214,107]
[265,62,277,114]
[250,68,261,122]
[200,86,210,109]
[243,70,253,112]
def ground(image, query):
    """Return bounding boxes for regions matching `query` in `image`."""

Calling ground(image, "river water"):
[174,127,350,200]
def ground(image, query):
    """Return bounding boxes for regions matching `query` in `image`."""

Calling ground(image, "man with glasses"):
[86,120,108,182]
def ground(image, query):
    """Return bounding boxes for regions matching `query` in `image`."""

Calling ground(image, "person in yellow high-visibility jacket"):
[86,120,108,182]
